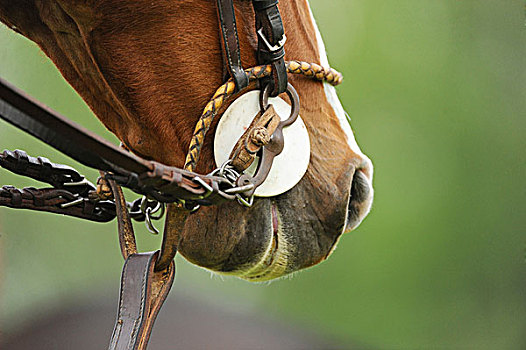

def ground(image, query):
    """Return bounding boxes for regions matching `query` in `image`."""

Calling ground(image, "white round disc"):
[214,90,310,197]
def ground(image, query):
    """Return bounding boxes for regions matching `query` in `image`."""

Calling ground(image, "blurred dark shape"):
[2,294,348,350]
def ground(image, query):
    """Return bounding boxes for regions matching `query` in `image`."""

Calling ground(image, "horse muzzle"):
[171,154,373,282]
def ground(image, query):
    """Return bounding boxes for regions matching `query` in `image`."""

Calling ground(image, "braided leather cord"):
[184,60,343,172]
[0,185,117,222]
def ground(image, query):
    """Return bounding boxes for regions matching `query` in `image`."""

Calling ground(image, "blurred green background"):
[1,0,525,348]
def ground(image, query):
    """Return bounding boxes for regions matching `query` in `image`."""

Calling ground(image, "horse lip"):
[175,160,373,281]
[271,202,279,238]
[238,202,284,281]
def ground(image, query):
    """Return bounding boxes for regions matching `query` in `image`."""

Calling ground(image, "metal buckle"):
[257,28,286,52]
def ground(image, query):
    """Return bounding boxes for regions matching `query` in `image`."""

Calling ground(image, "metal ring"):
[149,202,165,220]
[259,83,300,128]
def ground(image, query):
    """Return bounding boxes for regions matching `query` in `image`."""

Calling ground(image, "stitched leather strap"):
[108,251,175,350]
[108,180,176,350]
[217,0,249,91]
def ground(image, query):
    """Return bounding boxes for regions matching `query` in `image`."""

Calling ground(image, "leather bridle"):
[0,1,343,348]
[218,0,287,95]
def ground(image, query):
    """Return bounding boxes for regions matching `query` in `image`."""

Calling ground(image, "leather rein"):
[0,1,342,348]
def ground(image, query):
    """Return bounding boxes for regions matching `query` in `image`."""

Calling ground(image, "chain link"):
[209,160,255,207]
[0,149,257,227]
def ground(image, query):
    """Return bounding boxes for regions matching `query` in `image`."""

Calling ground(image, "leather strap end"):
[109,251,175,350]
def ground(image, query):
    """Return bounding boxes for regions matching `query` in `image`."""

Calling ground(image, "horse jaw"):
[0,0,374,281]
[172,155,372,282]
[171,0,374,281]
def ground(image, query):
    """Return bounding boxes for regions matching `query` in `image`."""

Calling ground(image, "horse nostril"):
[350,170,370,204]
[346,168,373,232]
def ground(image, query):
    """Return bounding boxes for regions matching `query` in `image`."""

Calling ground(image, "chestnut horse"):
[0,0,373,281]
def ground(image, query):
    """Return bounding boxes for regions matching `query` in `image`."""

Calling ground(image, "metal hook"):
[139,196,165,234]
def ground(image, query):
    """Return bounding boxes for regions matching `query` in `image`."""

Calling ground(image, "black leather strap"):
[0,76,161,201]
[252,0,287,96]
[0,78,150,175]
[0,78,237,206]
[217,0,249,91]
[216,0,287,95]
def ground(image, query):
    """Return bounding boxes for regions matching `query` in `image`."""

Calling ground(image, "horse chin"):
[171,163,372,282]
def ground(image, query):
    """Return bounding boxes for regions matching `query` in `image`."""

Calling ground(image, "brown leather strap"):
[108,251,175,350]
[0,185,117,222]
[229,104,280,172]
[155,204,187,272]
[109,173,186,272]
[0,149,118,222]
[108,177,138,259]
[108,180,176,350]
[0,149,84,187]
[217,0,248,91]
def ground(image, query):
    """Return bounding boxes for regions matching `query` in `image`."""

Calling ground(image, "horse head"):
[0,0,373,281]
